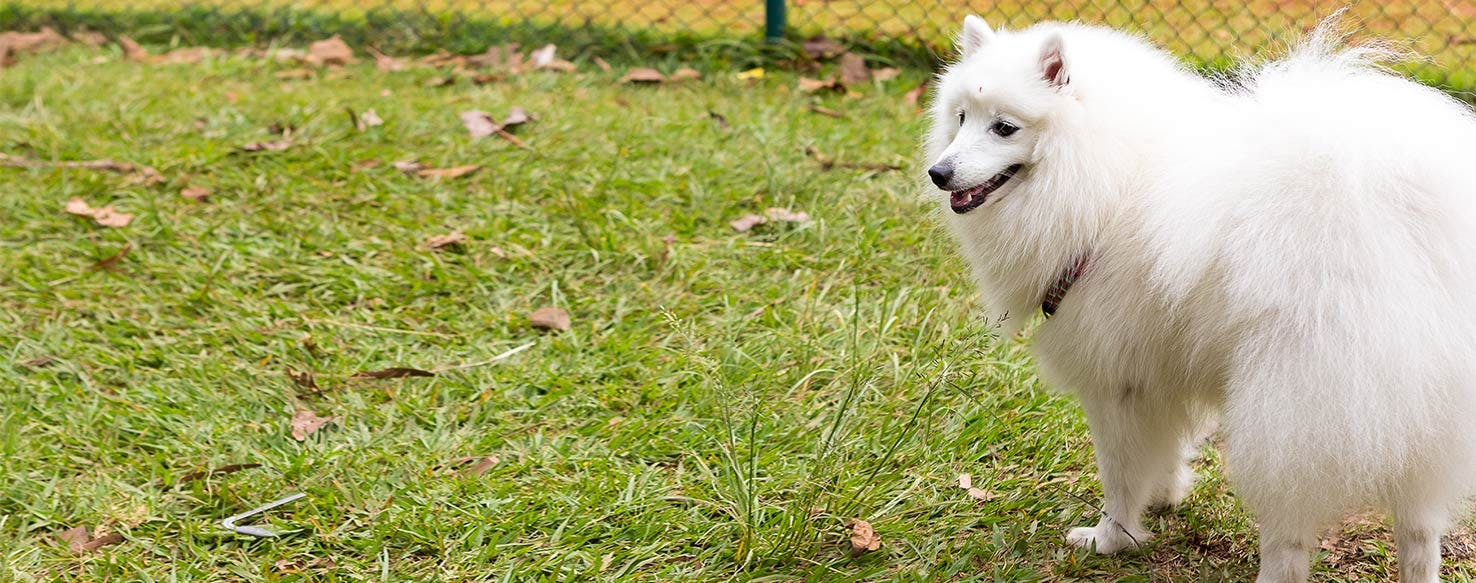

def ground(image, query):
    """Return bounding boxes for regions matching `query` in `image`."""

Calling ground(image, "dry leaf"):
[70,30,108,48]
[460,455,500,476]
[307,35,353,67]
[765,207,809,223]
[967,487,993,501]
[0,28,67,59]
[593,57,611,72]
[460,110,498,139]
[529,44,557,68]
[872,67,901,82]
[2,153,161,183]
[64,197,133,228]
[845,518,881,557]
[426,75,458,87]
[59,526,90,553]
[798,77,841,93]
[808,105,844,119]
[286,367,317,391]
[529,307,571,332]
[707,111,729,129]
[502,106,531,128]
[620,67,665,84]
[958,473,972,489]
[668,67,702,82]
[93,242,132,271]
[839,52,870,86]
[368,48,405,71]
[290,409,335,441]
[353,158,382,172]
[417,164,481,179]
[426,231,468,251]
[180,186,210,202]
[392,159,425,174]
[729,214,766,232]
[240,140,292,152]
[348,108,383,132]
[353,367,435,379]
[115,36,147,61]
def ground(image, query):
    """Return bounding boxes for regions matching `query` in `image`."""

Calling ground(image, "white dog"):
[926,15,1476,582]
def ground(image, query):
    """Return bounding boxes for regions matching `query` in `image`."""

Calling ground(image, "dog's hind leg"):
[1392,489,1452,583]
[1065,392,1190,554]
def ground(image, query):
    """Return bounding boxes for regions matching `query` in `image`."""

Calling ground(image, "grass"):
[2,43,1474,581]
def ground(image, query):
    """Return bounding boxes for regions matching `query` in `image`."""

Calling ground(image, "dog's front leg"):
[1066,392,1186,554]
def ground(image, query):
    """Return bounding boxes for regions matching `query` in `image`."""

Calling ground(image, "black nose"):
[928,162,953,189]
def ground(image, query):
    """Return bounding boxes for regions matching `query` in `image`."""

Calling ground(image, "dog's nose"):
[928,162,954,189]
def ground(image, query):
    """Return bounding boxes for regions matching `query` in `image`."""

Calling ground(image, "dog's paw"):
[1065,523,1150,554]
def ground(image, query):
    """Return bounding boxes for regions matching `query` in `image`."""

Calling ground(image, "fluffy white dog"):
[926,15,1476,583]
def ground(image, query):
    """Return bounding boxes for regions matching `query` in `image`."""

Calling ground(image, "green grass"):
[1,45,1471,581]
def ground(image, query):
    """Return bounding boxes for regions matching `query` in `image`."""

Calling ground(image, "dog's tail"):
[1278,8,1414,74]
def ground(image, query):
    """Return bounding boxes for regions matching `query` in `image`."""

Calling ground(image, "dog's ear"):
[959,15,994,57]
[1039,31,1069,88]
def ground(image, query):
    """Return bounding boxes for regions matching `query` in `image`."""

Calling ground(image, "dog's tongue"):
[950,190,972,207]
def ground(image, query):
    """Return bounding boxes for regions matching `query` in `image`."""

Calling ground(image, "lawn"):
[0,41,1470,581]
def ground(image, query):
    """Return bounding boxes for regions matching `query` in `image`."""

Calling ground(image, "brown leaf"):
[839,52,870,86]
[348,108,383,132]
[64,197,133,228]
[82,533,123,553]
[460,110,498,139]
[92,242,132,271]
[426,231,468,251]
[528,307,571,332]
[765,207,810,223]
[502,106,531,129]
[175,462,262,485]
[307,35,353,67]
[593,57,611,72]
[116,35,147,61]
[668,67,702,82]
[707,111,729,129]
[798,77,842,93]
[808,105,844,119]
[872,67,901,82]
[966,487,994,501]
[620,68,665,84]
[392,159,425,174]
[845,518,881,557]
[353,158,382,172]
[729,214,766,232]
[180,186,210,203]
[0,28,67,58]
[958,473,972,489]
[59,526,90,553]
[803,37,844,60]
[904,81,929,107]
[368,48,405,71]
[70,30,108,48]
[459,455,501,477]
[286,367,318,391]
[426,75,458,87]
[353,367,436,379]
[416,164,481,179]
[290,409,335,441]
[240,140,292,152]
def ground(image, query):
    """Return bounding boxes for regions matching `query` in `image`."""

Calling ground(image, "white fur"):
[927,16,1476,582]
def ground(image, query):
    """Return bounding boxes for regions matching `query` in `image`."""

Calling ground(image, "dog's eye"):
[957,111,966,125]
[991,120,1019,137]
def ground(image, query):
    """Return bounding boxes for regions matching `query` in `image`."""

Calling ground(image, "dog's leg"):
[1254,525,1317,583]
[1149,423,1211,510]
[1393,499,1449,583]
[1065,394,1184,554]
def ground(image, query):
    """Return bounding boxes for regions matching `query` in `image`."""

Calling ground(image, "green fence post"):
[764,0,786,44]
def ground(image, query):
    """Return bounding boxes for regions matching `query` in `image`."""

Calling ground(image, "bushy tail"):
[1279,8,1414,73]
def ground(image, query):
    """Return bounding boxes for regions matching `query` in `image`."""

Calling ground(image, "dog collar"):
[1042,254,1091,317]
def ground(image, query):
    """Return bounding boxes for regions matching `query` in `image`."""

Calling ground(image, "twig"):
[432,341,536,372]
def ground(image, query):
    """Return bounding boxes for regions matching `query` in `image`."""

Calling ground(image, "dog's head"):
[926,16,1075,215]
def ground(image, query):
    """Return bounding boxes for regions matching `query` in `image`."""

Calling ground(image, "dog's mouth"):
[949,164,1024,214]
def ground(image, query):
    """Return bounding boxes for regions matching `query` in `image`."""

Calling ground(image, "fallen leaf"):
[502,106,531,128]
[904,81,928,107]
[59,526,90,553]
[70,30,107,48]
[729,214,766,231]
[176,462,262,484]
[529,44,557,68]
[64,197,94,217]
[64,197,133,228]
[872,67,901,82]
[307,35,353,67]
[290,409,335,441]
[668,67,702,82]
[0,28,66,63]
[765,207,810,223]
[958,473,972,489]
[392,159,425,174]
[803,37,844,60]
[839,52,870,86]
[426,75,458,87]
[92,242,132,271]
[966,487,993,501]
[620,67,665,84]
[459,455,500,477]
[82,533,123,553]
[808,104,844,118]
[240,140,292,152]
[368,47,405,71]
[416,164,481,179]
[845,518,881,557]
[593,57,611,72]
[798,77,842,93]
[353,158,382,172]
[736,67,765,81]
[426,231,468,251]
[180,186,210,202]
[2,153,161,183]
[707,111,729,129]
[359,108,383,130]
[528,307,571,332]
[116,35,148,61]
[460,110,499,139]
[353,367,436,379]
[286,367,317,391]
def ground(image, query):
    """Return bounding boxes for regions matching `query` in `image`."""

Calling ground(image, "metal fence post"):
[764,0,786,44]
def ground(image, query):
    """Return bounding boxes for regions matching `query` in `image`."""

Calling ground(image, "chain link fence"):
[3,0,1475,90]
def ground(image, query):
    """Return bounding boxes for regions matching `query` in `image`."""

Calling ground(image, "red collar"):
[1042,255,1091,317]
